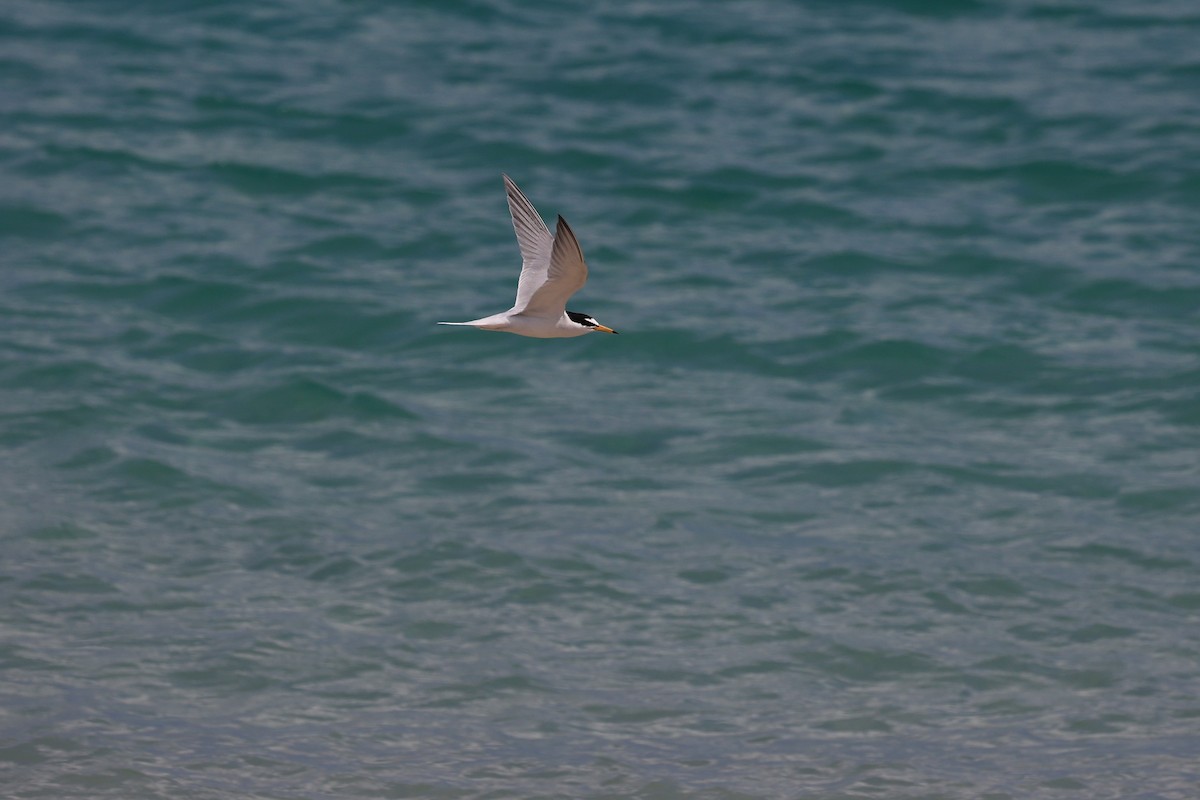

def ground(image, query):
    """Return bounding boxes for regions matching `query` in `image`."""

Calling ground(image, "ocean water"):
[3,0,1200,797]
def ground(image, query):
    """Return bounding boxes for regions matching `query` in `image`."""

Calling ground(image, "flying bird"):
[438,174,618,338]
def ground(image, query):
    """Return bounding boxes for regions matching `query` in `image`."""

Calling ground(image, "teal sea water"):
[3,0,1200,797]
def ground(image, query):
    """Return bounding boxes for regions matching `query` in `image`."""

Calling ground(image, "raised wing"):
[503,174,553,312]
[521,215,589,317]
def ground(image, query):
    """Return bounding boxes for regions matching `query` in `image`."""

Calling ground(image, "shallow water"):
[3,0,1200,797]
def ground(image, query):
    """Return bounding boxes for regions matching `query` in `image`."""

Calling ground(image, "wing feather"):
[502,174,553,312]
[521,215,588,317]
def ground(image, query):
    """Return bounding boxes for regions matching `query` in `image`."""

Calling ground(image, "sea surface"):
[3,1,1200,798]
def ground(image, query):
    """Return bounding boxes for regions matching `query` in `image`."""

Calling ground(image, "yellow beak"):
[593,324,618,334]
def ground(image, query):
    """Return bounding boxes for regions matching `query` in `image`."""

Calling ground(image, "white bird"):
[438,174,618,338]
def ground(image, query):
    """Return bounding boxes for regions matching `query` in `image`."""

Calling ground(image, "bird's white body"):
[439,312,594,338]
[438,175,617,338]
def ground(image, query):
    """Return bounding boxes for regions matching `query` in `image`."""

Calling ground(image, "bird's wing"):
[521,215,589,317]
[503,174,554,313]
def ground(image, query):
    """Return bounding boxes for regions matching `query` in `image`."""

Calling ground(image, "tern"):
[438,174,618,338]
